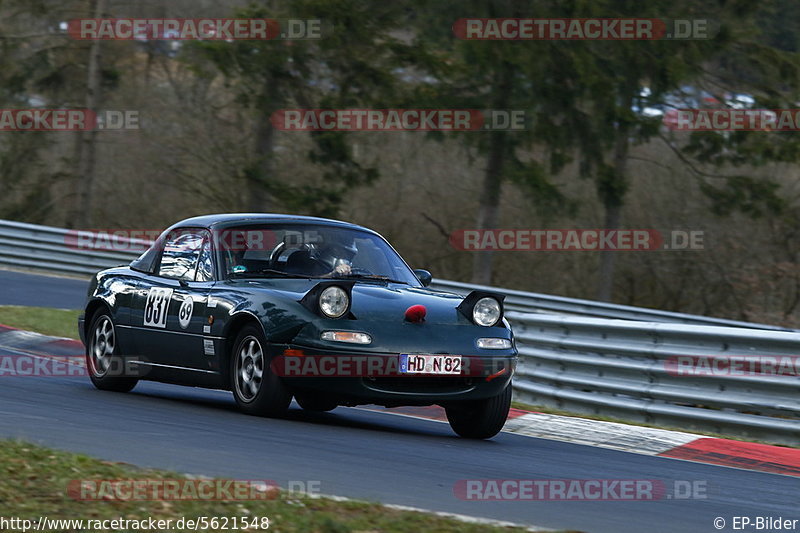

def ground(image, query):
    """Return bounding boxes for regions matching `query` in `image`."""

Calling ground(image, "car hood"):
[224,279,513,355]
[230,278,465,323]
[349,284,466,323]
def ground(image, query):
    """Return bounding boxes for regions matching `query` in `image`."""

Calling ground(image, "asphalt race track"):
[0,269,88,309]
[0,269,797,532]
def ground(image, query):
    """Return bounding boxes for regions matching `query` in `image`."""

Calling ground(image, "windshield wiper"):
[230,269,309,279]
[342,273,408,284]
[231,270,408,284]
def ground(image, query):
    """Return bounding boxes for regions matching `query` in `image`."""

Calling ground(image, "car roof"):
[130,213,384,275]
[171,213,376,234]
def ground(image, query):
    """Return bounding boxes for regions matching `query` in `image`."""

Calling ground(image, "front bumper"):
[275,344,517,406]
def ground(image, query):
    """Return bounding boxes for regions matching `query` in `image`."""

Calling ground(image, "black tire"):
[295,393,337,412]
[230,324,292,417]
[85,311,138,393]
[445,384,512,439]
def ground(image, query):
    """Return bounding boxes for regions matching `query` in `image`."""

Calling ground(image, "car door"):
[130,229,215,371]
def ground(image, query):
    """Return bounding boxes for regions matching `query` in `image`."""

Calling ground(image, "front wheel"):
[230,324,292,417]
[86,312,138,393]
[445,384,512,439]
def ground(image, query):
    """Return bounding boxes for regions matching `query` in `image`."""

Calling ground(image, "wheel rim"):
[90,316,115,377]
[235,336,264,402]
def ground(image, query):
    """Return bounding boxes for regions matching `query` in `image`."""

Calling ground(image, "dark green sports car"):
[79,214,517,439]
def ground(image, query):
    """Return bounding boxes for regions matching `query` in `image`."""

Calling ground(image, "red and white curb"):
[0,325,85,357]
[502,412,701,454]
[360,405,800,478]
[3,323,799,478]
[503,412,800,477]
[0,325,85,369]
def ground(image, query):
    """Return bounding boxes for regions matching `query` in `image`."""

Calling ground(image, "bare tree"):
[70,0,105,227]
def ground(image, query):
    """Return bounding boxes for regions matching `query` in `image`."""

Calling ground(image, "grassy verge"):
[0,440,542,533]
[0,305,81,340]
[511,400,799,449]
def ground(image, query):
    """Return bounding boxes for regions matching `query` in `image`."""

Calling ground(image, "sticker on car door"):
[144,287,174,328]
[178,297,193,329]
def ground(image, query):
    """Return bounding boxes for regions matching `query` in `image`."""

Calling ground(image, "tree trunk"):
[596,129,629,301]
[248,113,274,212]
[247,72,281,213]
[596,202,621,301]
[471,129,506,285]
[70,0,105,228]
[470,61,513,285]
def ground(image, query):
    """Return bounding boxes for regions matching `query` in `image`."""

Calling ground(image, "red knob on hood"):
[405,305,427,323]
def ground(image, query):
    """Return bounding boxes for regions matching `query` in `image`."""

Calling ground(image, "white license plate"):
[399,354,462,375]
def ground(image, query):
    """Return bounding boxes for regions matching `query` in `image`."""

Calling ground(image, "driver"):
[312,236,358,277]
[282,234,358,277]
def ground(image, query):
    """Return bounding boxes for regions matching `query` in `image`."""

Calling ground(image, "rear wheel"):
[445,384,511,439]
[295,393,337,412]
[86,312,138,393]
[230,324,292,417]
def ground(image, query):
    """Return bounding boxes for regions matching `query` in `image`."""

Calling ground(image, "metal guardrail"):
[509,313,800,445]
[429,279,793,331]
[0,219,797,443]
[0,219,146,277]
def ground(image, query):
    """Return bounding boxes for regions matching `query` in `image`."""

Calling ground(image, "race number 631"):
[144,287,173,328]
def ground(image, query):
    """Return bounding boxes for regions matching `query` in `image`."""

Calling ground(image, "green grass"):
[0,440,543,533]
[0,305,81,340]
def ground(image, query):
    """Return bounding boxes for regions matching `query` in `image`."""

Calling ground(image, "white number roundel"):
[178,298,193,329]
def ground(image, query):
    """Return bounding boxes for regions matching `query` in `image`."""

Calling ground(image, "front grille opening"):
[365,376,475,394]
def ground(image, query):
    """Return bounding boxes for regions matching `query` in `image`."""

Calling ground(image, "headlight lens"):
[319,286,349,318]
[321,331,372,344]
[477,338,512,349]
[473,297,501,326]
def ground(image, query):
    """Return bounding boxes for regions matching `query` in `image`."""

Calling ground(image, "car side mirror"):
[413,269,432,287]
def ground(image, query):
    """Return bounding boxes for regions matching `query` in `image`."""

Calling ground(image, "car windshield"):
[219,224,421,286]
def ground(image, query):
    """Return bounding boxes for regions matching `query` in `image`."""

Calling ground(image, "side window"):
[196,237,215,282]
[158,231,204,281]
